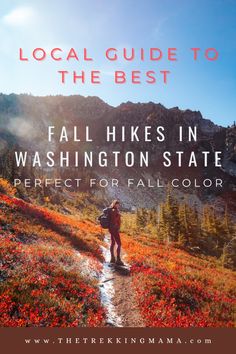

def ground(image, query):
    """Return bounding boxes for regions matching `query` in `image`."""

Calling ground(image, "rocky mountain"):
[0,93,235,210]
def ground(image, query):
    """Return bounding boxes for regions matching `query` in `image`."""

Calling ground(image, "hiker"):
[109,199,124,266]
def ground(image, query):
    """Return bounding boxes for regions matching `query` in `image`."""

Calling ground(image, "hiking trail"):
[99,234,144,327]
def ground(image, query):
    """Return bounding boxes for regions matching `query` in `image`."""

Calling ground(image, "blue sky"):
[0,0,236,126]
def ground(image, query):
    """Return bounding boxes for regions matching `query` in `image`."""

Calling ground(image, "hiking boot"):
[116,258,125,266]
[110,256,116,263]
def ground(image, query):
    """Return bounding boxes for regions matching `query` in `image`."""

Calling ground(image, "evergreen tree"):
[164,188,180,242]
[157,203,168,242]
[149,207,157,226]
[136,208,148,229]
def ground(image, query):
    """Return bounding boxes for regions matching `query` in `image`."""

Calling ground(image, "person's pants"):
[109,227,121,258]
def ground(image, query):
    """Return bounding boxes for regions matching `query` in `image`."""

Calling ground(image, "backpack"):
[98,207,112,229]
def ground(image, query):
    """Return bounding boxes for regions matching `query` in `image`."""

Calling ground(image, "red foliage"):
[1,193,235,327]
[123,234,236,327]
[0,194,105,327]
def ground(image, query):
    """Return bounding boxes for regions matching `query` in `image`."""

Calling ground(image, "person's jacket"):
[110,207,121,229]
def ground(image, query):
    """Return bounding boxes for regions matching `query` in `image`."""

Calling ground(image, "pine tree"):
[164,188,180,242]
[201,205,217,254]
[136,208,148,229]
[178,203,188,246]
[157,203,168,243]
[149,207,157,226]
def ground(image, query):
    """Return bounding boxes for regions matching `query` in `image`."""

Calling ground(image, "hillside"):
[123,233,236,327]
[0,189,235,327]
[0,191,105,326]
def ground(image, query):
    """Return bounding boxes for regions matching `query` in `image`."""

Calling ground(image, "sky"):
[0,0,236,126]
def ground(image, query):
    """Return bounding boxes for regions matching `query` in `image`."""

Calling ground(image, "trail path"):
[99,234,144,327]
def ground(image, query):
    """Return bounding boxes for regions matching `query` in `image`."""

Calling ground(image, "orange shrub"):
[0,178,16,197]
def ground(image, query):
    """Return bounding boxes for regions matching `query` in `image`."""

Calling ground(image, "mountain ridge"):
[0,93,235,210]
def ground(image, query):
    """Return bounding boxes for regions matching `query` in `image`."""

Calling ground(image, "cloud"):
[2,6,35,27]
